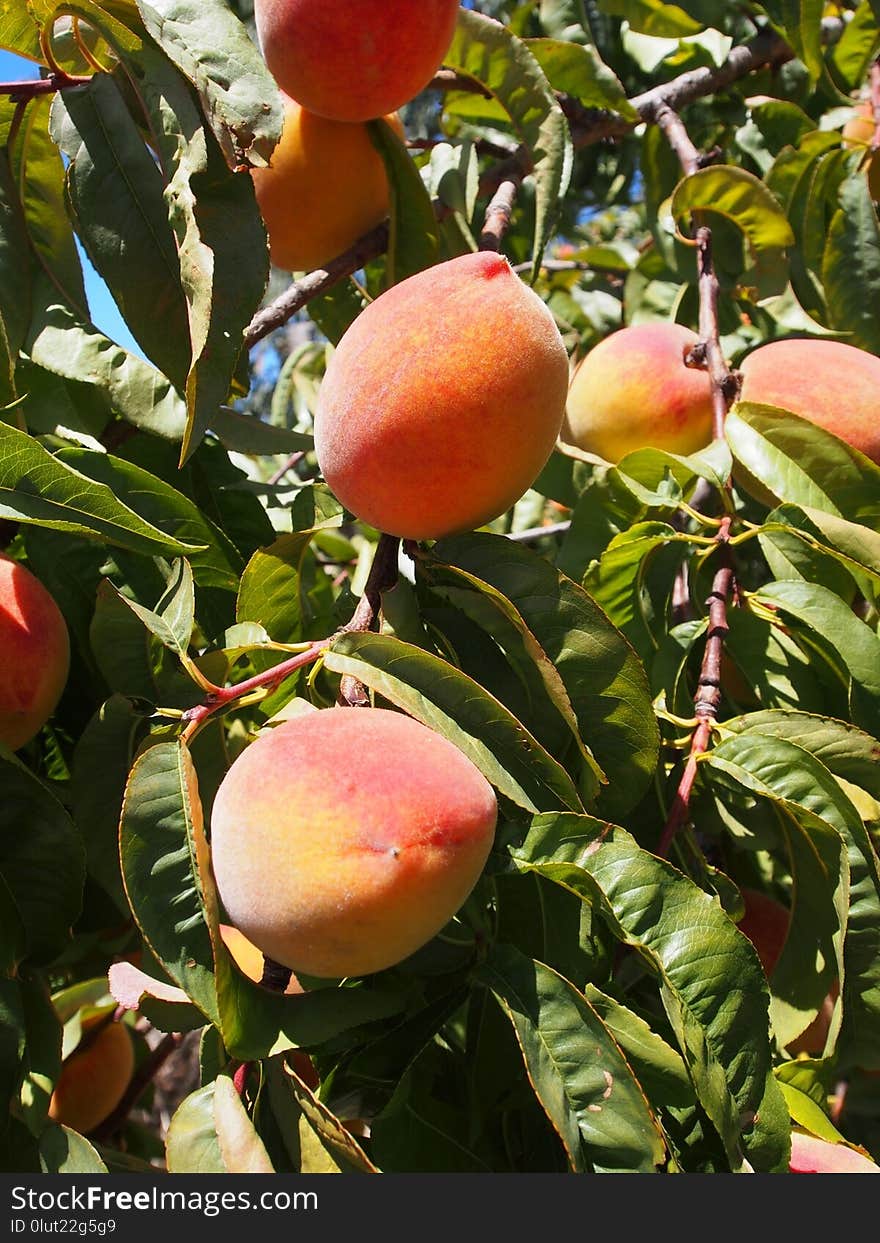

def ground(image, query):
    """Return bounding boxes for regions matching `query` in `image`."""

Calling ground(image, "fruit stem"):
[337,533,401,707]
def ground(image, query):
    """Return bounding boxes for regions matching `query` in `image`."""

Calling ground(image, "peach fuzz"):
[252,99,403,273]
[563,323,715,463]
[314,251,570,540]
[789,1132,880,1174]
[210,708,497,979]
[254,0,460,123]
[738,339,880,465]
[48,1016,134,1135]
[0,553,70,751]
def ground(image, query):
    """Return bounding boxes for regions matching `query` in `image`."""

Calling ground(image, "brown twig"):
[479,175,522,251]
[337,532,401,706]
[90,1031,185,1142]
[430,68,494,99]
[658,522,735,858]
[260,957,293,993]
[0,72,91,100]
[244,28,793,350]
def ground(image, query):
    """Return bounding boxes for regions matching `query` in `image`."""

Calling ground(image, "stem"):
[0,73,91,99]
[337,533,401,706]
[259,957,293,993]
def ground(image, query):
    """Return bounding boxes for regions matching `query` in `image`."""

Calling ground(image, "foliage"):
[1,0,880,1175]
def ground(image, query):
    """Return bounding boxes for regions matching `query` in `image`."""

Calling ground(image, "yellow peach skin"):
[0,553,70,750]
[210,708,497,979]
[48,1016,134,1136]
[252,98,403,273]
[254,0,460,123]
[738,338,880,465]
[563,323,715,463]
[314,251,570,540]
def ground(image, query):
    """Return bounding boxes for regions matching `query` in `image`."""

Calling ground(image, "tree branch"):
[0,72,91,99]
[479,175,522,251]
[90,1031,185,1142]
[244,27,793,349]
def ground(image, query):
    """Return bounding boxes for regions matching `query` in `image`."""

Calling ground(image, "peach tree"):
[1,0,880,1176]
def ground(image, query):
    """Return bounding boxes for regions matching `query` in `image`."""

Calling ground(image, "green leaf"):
[51,75,192,390]
[265,1057,379,1174]
[444,7,573,276]
[136,0,284,169]
[56,447,240,589]
[428,533,659,819]
[670,165,795,260]
[39,1125,109,1174]
[165,1083,226,1173]
[0,758,85,965]
[706,731,880,1070]
[514,813,778,1171]
[727,402,880,527]
[751,579,880,736]
[585,985,696,1108]
[0,2,42,60]
[597,0,702,36]
[702,736,848,1049]
[112,559,197,660]
[829,2,880,91]
[823,175,880,355]
[0,149,31,406]
[119,741,220,1025]
[324,631,584,815]
[525,38,638,120]
[759,0,824,83]
[480,944,667,1172]
[209,407,313,457]
[71,696,150,914]
[761,504,880,593]
[237,532,316,645]
[368,118,439,286]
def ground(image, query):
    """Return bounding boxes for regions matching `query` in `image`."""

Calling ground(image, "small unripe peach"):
[254,0,460,123]
[789,1132,880,1173]
[563,323,715,463]
[315,251,570,540]
[738,338,880,465]
[48,1015,134,1135]
[210,708,497,979]
[252,97,403,272]
[0,553,70,750]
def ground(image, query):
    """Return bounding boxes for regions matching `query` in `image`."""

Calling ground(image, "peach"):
[738,338,880,464]
[252,97,403,272]
[253,0,460,123]
[562,323,715,463]
[0,553,70,750]
[789,1132,880,1173]
[48,1015,134,1135]
[314,251,570,540]
[210,708,497,979]
[842,101,875,148]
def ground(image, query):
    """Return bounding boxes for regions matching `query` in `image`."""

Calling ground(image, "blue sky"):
[2,49,143,356]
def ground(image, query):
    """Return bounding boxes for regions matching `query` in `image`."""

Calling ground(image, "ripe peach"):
[48,1015,134,1135]
[314,251,570,540]
[562,323,715,463]
[0,553,70,750]
[210,708,497,979]
[842,101,875,148]
[252,97,403,272]
[253,0,460,123]
[738,339,880,464]
[789,1132,880,1173]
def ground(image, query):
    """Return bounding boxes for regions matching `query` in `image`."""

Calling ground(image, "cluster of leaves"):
[2,0,880,1175]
